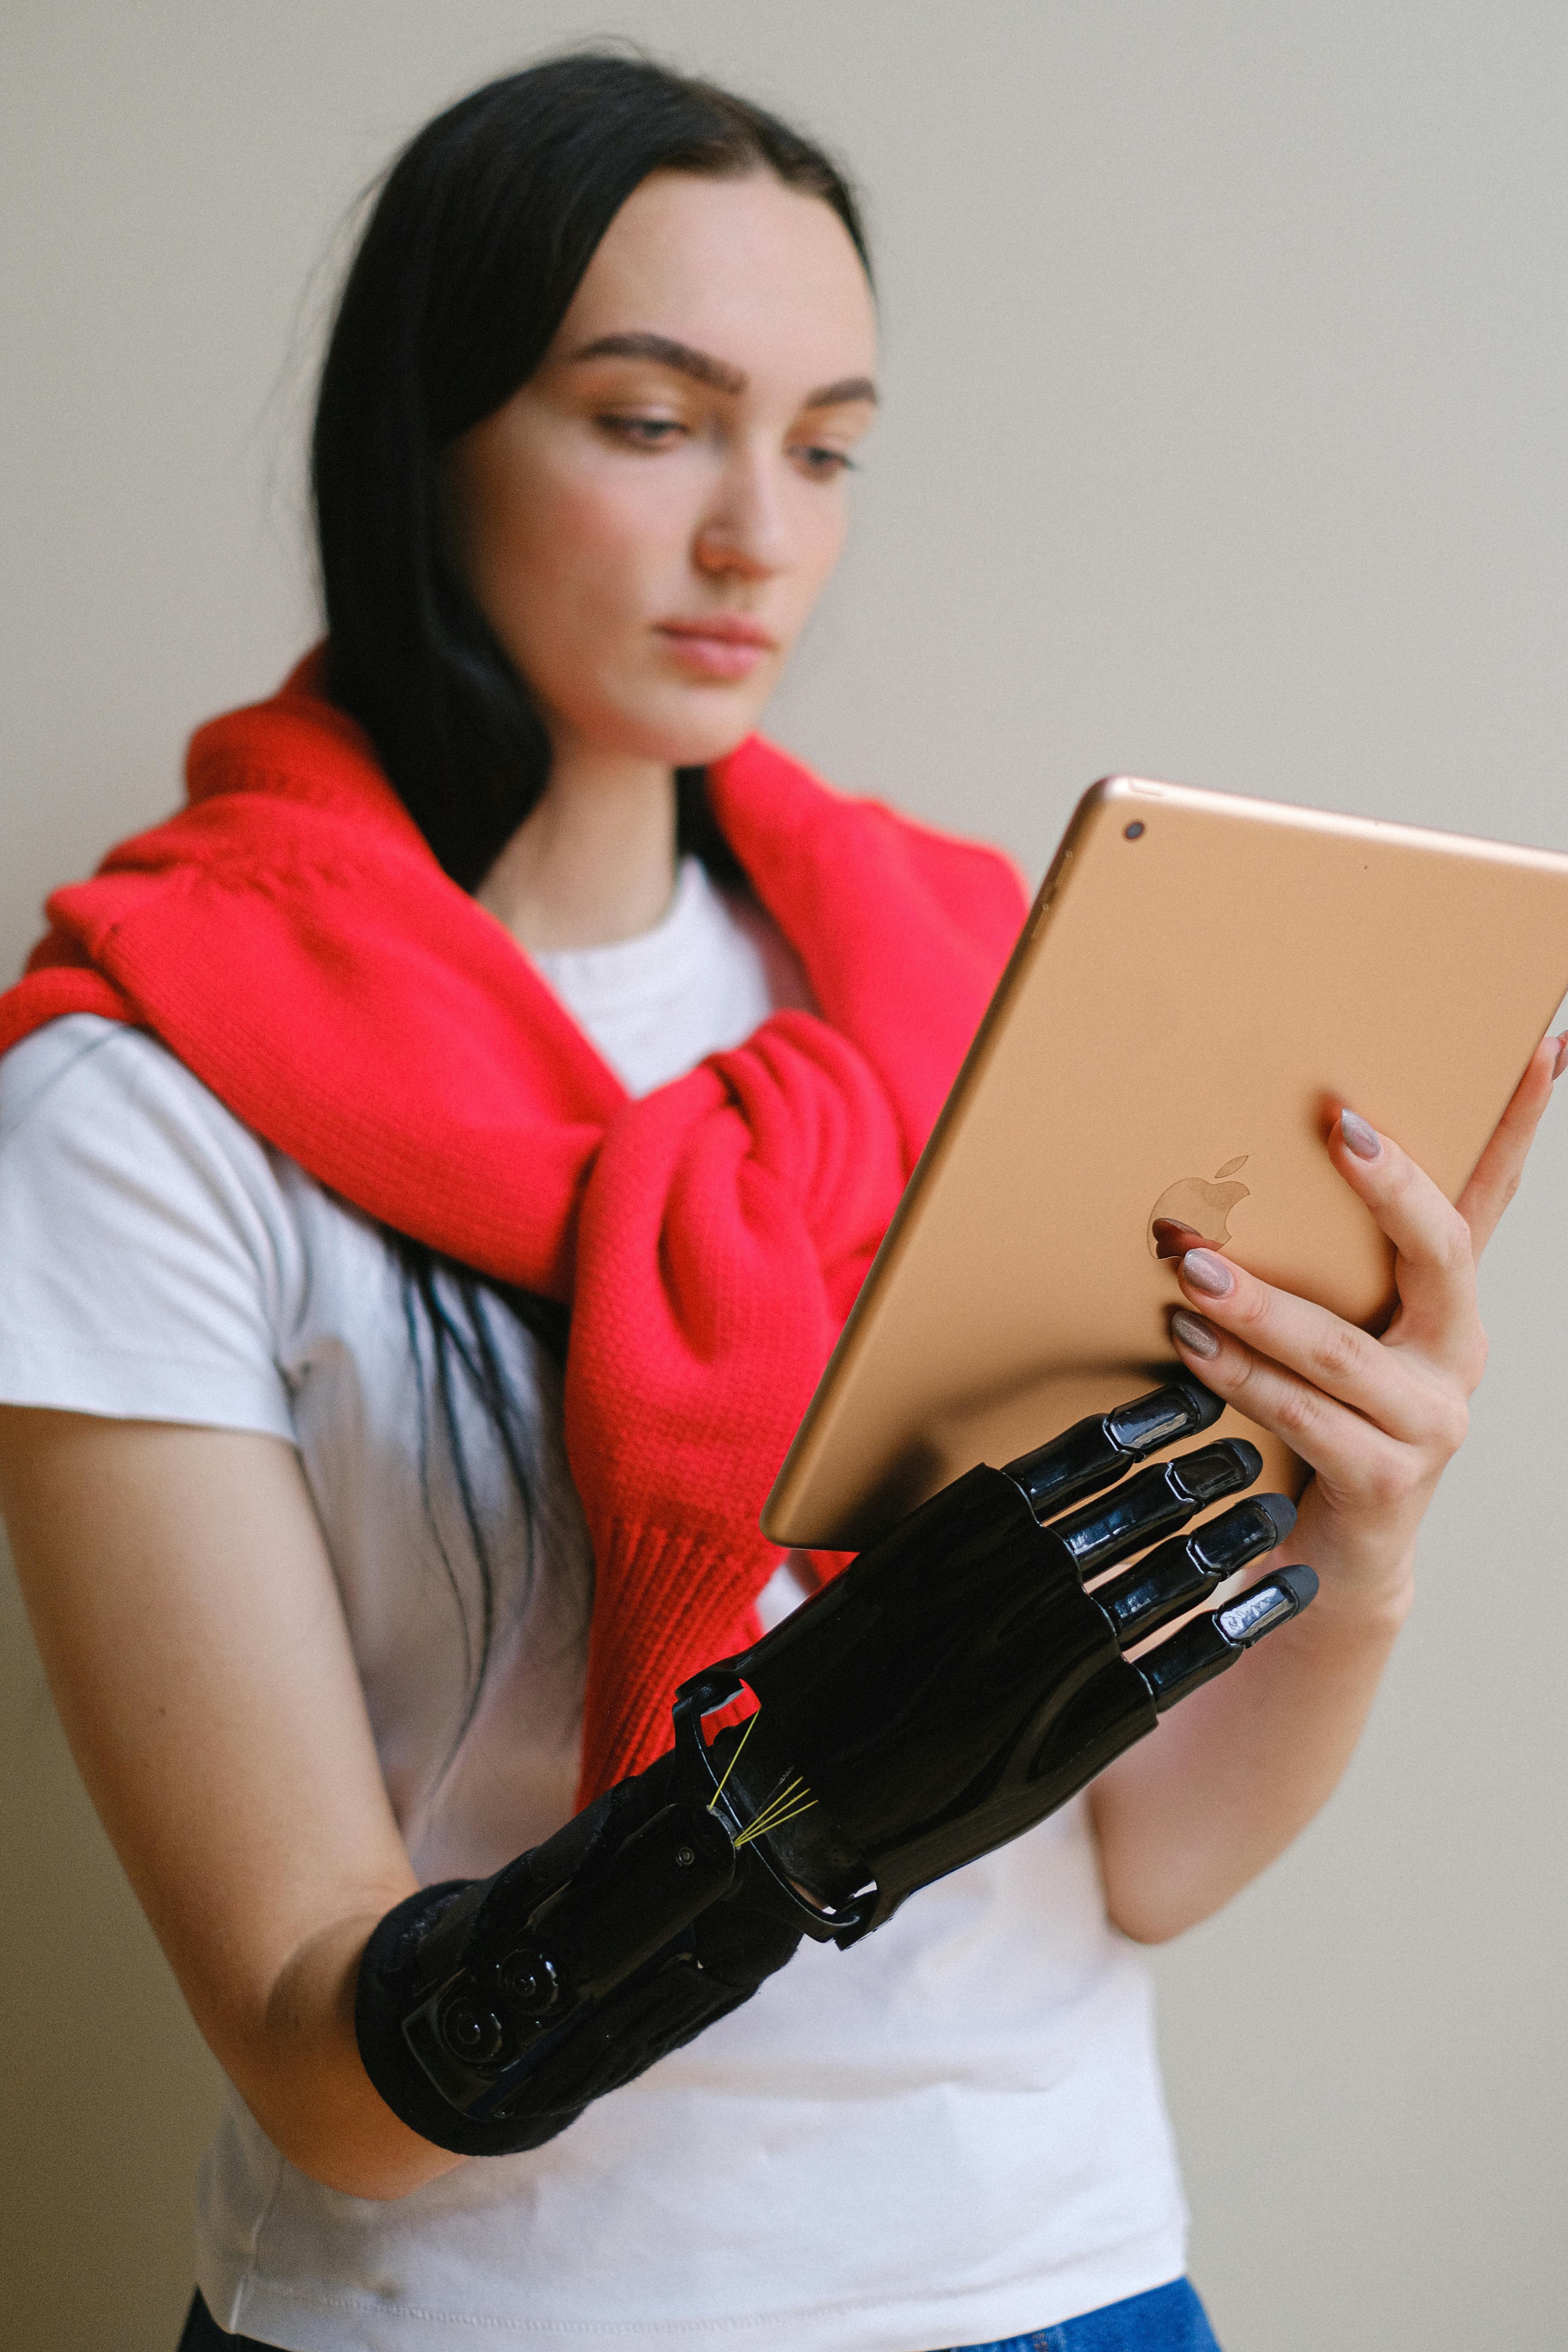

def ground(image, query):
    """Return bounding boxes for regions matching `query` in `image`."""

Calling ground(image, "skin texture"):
[0,159,1560,2200]
[0,1417,436,2194]
[1089,1037,1563,1939]
[453,170,877,952]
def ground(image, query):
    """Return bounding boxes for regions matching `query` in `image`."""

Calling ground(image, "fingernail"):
[1340,1109,1383,1161]
[1553,1034,1568,1082]
[1152,1217,1207,1260]
[1181,1248,1234,1298]
[1171,1307,1220,1359]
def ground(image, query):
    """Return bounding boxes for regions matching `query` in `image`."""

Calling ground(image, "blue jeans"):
[946,2276,1222,2351]
[180,2278,1221,2351]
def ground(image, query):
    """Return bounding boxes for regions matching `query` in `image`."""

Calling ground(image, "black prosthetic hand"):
[356,1372,1315,2154]
[674,1372,1316,1945]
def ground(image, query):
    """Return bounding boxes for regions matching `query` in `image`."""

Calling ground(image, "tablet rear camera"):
[1123,821,1145,840]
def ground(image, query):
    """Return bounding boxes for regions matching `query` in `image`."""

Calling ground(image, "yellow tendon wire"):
[732,1776,819,1848]
[706,1709,759,1812]
[741,1774,805,1831]
[734,1794,818,1850]
[706,1711,819,1851]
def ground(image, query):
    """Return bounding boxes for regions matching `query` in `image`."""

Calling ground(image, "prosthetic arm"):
[356,1374,1317,2154]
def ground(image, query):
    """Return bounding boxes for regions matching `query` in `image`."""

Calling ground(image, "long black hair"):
[314,53,870,1745]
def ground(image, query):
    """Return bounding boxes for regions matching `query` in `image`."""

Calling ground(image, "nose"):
[692,444,791,583]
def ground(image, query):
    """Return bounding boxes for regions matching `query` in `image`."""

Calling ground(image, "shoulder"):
[2,1015,276,1183]
[0,1013,308,1300]
[0,1018,307,1434]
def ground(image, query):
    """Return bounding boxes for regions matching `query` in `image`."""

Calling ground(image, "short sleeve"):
[0,1015,301,1438]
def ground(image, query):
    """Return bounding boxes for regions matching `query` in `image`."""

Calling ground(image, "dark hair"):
[312,48,870,891]
[392,1237,575,1767]
[318,54,869,1752]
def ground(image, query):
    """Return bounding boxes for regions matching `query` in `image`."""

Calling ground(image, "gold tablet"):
[763,778,1568,1551]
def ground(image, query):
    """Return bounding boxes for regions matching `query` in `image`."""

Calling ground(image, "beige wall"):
[3,5,1566,2346]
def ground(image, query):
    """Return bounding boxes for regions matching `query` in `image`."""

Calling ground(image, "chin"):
[609,689,773,772]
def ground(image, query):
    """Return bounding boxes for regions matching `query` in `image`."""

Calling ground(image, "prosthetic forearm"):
[356,1374,1316,2153]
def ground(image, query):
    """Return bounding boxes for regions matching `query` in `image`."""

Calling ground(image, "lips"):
[656,616,777,681]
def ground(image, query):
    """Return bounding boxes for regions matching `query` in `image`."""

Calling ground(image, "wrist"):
[1285,1549,1416,1634]
[1279,1487,1418,1634]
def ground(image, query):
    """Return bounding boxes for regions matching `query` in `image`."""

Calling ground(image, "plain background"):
[3,5,1566,2347]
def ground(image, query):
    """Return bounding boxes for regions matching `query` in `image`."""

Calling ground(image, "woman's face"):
[446,169,878,771]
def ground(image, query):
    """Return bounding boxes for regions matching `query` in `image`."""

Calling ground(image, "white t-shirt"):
[0,857,1186,2352]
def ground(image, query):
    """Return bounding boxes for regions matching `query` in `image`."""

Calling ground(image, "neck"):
[477,742,678,954]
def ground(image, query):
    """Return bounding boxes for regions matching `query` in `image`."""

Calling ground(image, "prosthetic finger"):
[1139,1566,1319,1709]
[1044,1438,1263,1576]
[1003,1374,1224,1519]
[1093,1493,1297,1649]
[675,1380,1310,1948]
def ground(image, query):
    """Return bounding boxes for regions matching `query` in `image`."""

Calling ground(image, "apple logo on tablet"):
[1149,1157,1250,1259]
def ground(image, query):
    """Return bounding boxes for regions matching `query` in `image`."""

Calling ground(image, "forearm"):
[1090,1511,1413,1944]
[217,1908,464,2200]
[72,1694,464,2199]
[0,1411,464,2203]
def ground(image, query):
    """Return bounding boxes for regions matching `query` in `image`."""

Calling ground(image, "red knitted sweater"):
[0,659,1026,1801]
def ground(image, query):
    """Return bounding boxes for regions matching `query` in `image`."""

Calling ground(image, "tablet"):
[763,777,1568,1550]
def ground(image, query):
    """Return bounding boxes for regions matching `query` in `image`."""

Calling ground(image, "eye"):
[790,443,857,481]
[597,413,689,450]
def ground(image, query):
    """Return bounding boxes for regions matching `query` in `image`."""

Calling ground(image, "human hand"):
[1166,1030,1567,1615]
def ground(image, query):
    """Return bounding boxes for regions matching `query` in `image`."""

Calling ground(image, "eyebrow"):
[804,374,879,410]
[568,331,877,409]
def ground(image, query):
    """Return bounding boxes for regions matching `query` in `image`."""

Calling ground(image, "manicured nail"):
[1171,1307,1220,1359]
[1553,1033,1568,1082]
[1339,1109,1382,1161]
[1181,1248,1234,1298]
[1152,1217,1207,1260]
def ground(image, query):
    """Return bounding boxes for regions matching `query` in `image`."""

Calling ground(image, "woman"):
[0,51,1559,2352]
